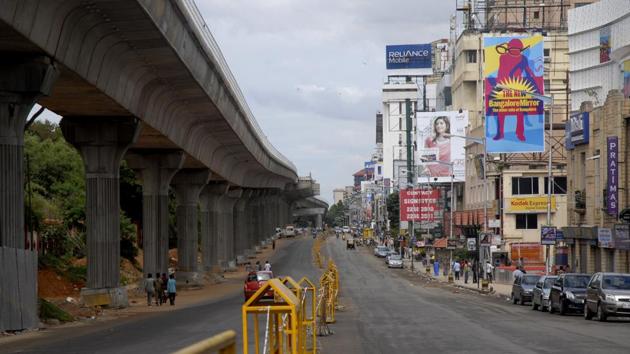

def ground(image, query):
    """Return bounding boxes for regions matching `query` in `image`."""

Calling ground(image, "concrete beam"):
[126,151,185,276]
[60,116,140,307]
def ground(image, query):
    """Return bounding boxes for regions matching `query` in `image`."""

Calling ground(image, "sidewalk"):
[405,258,512,298]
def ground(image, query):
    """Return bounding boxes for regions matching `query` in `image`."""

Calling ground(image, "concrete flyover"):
[0,0,321,330]
[292,197,329,229]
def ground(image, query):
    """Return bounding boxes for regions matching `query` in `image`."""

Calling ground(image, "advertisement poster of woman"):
[416,111,468,183]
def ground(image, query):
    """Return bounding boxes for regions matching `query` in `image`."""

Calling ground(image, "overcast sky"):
[35,0,453,204]
[198,0,453,203]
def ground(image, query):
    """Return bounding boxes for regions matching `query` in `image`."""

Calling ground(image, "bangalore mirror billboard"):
[483,35,545,153]
[416,111,468,183]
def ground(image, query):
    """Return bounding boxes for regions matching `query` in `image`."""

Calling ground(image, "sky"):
[34,0,454,204]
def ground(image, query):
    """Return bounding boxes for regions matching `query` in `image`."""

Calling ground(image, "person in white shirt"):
[512,267,524,280]
[485,261,494,282]
[453,261,461,280]
[264,261,272,271]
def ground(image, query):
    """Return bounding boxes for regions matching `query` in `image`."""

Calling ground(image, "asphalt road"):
[3,236,319,354]
[319,237,630,354]
[6,235,630,354]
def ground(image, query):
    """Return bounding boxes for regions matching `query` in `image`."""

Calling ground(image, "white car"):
[387,254,403,268]
[342,226,350,233]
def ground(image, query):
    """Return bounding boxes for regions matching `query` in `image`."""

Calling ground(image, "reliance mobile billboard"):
[483,35,545,153]
[416,111,468,183]
[386,44,432,74]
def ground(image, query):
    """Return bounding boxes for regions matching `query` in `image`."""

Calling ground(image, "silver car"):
[387,254,403,268]
[584,272,630,321]
[532,275,557,311]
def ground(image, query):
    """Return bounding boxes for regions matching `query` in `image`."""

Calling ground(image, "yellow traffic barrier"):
[242,279,302,354]
[172,330,236,354]
[298,277,317,354]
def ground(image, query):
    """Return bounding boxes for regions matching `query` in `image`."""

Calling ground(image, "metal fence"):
[0,247,38,331]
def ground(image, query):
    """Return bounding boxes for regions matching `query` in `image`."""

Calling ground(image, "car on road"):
[511,274,540,305]
[387,254,403,268]
[374,246,389,257]
[549,273,591,315]
[244,270,274,301]
[284,225,296,237]
[346,238,355,249]
[342,226,350,234]
[531,275,557,311]
[584,272,630,321]
[385,251,399,264]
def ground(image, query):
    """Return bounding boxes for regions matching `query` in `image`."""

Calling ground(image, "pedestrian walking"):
[433,259,440,277]
[161,273,168,305]
[167,274,177,305]
[154,274,163,306]
[464,261,470,283]
[272,239,276,250]
[453,260,461,280]
[485,261,494,282]
[144,273,155,306]
[264,260,272,271]
[255,261,262,271]
[472,262,478,283]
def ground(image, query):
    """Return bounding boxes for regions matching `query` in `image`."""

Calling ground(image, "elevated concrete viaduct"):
[0,0,322,330]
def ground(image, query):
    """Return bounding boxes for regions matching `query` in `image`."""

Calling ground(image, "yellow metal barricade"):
[298,277,317,354]
[172,330,236,354]
[242,279,302,354]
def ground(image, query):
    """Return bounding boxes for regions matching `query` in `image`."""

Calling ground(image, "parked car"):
[244,271,274,301]
[584,272,630,321]
[511,274,540,305]
[549,273,591,315]
[374,246,389,257]
[387,254,403,268]
[346,238,355,249]
[385,251,399,264]
[532,275,557,311]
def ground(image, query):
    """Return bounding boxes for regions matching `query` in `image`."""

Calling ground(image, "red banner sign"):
[399,189,440,222]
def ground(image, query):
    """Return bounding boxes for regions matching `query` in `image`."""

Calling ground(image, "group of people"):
[428,256,496,284]
[245,260,272,272]
[143,273,177,306]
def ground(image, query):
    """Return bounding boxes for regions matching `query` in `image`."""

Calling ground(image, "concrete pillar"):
[61,116,140,307]
[246,191,263,256]
[316,213,323,229]
[171,169,211,284]
[126,151,184,276]
[0,57,58,248]
[234,190,253,264]
[200,183,229,272]
[222,188,242,270]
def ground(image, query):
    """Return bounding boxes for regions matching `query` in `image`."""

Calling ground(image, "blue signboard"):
[565,112,589,150]
[386,44,432,70]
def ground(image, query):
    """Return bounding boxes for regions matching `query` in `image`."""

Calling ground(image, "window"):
[533,11,540,19]
[515,214,538,229]
[544,48,550,57]
[544,80,550,93]
[512,177,539,195]
[544,177,567,194]
[465,50,477,63]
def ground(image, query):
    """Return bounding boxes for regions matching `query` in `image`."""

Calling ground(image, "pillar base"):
[176,271,204,287]
[80,287,128,308]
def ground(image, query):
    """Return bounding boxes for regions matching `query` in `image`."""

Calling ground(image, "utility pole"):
[405,98,414,271]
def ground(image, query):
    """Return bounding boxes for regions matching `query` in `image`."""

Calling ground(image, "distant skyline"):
[32,0,454,204]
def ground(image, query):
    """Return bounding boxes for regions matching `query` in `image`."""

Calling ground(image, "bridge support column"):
[200,183,228,272]
[234,190,253,264]
[222,188,242,271]
[61,116,140,308]
[316,214,323,229]
[0,57,58,330]
[172,169,210,285]
[126,151,184,277]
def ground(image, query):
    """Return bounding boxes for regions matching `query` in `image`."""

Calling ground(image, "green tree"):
[325,201,347,227]
[387,192,399,230]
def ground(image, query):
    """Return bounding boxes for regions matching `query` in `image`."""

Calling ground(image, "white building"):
[569,0,630,111]
[332,188,345,205]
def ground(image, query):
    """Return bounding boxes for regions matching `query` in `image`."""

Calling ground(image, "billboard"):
[600,26,612,63]
[624,60,630,99]
[565,112,589,150]
[416,111,469,182]
[484,35,545,153]
[386,44,432,71]
[541,226,557,245]
[505,196,556,213]
[598,228,613,248]
[607,137,619,216]
[399,189,439,222]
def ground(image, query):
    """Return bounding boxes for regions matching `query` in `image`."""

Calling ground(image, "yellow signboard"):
[505,196,556,213]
